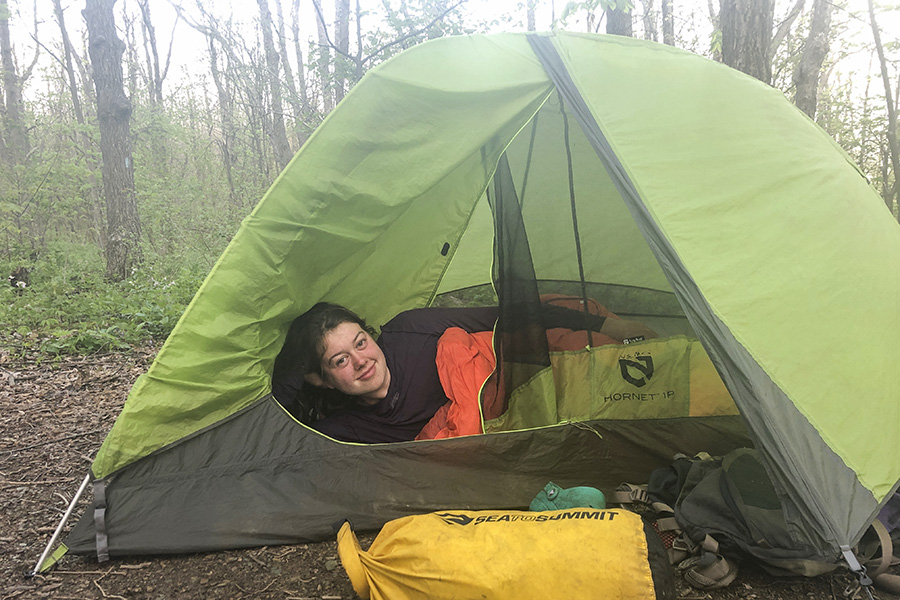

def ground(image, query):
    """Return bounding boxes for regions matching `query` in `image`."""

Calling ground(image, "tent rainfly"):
[33,32,900,578]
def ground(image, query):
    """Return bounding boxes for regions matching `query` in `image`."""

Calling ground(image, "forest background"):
[0,0,898,358]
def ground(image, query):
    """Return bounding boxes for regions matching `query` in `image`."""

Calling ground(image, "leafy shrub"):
[0,242,207,357]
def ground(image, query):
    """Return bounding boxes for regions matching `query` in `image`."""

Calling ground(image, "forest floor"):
[1,340,897,600]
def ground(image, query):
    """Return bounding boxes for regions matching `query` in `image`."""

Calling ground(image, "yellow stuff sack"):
[337,508,675,600]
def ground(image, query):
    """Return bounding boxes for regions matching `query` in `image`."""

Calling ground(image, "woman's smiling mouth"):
[357,363,376,381]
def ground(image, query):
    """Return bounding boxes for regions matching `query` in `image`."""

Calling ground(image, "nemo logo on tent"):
[437,513,474,526]
[619,355,654,387]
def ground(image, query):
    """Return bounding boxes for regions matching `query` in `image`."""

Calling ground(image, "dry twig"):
[247,553,268,567]
[92,567,126,600]
[233,579,276,594]
[92,579,126,600]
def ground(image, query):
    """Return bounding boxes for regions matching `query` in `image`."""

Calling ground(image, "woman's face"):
[313,321,390,401]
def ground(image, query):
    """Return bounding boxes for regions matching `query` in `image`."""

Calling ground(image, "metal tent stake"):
[28,472,92,577]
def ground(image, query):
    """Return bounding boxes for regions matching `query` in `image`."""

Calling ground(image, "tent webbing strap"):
[842,545,876,599]
[94,479,109,562]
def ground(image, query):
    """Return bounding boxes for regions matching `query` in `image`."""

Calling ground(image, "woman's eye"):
[335,357,347,367]
[356,338,366,348]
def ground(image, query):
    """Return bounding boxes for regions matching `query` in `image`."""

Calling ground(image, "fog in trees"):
[1,0,898,303]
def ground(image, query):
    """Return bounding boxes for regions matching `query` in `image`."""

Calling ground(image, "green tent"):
[44,32,900,569]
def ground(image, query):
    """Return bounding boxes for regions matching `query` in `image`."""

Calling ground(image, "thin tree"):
[311,0,467,88]
[792,0,832,119]
[136,0,175,106]
[206,35,236,201]
[0,0,17,163]
[273,0,304,147]
[661,0,674,46]
[641,0,658,41]
[53,0,86,127]
[333,0,350,104]
[53,0,106,246]
[175,3,280,190]
[257,0,294,170]
[84,0,142,281]
[0,0,38,165]
[867,0,899,215]
[314,0,333,112]
[290,0,310,116]
[120,2,140,101]
[769,0,804,63]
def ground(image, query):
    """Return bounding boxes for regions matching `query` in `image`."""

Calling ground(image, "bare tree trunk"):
[792,0,831,119]
[136,0,171,106]
[527,0,537,31]
[54,0,107,249]
[641,0,658,41]
[207,36,236,201]
[0,0,28,165]
[63,6,96,111]
[720,0,772,84]
[274,0,304,148]
[769,0,804,62]
[53,0,86,126]
[606,2,633,36]
[867,0,900,216]
[353,0,365,80]
[257,0,293,170]
[291,0,310,114]
[708,0,722,62]
[84,0,142,281]
[856,58,874,168]
[315,1,333,112]
[662,0,675,45]
[333,0,350,104]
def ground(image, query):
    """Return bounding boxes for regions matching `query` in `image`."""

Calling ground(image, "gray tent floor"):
[2,342,896,599]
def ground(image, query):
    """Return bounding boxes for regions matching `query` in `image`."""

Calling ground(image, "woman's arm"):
[379,307,499,336]
[381,303,656,342]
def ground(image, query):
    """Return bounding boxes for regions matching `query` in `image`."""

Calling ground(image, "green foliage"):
[559,0,633,30]
[362,0,486,68]
[561,0,600,21]
[0,60,249,359]
[432,284,499,308]
[0,242,206,357]
[709,28,723,57]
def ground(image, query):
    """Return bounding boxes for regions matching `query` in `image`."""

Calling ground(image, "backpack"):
[667,448,838,577]
[616,449,839,578]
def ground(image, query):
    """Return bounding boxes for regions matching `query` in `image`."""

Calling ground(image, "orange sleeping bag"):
[415,328,495,440]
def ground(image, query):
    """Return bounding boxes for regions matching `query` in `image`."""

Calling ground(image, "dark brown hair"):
[283,302,376,376]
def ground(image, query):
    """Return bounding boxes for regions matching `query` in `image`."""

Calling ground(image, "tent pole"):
[27,471,91,577]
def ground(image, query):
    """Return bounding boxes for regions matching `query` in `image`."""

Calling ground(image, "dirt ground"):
[1,340,897,600]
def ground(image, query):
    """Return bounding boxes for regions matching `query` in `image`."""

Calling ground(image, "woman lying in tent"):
[272,300,657,444]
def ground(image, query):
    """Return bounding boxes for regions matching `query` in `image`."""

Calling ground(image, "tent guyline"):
[26,32,899,587]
